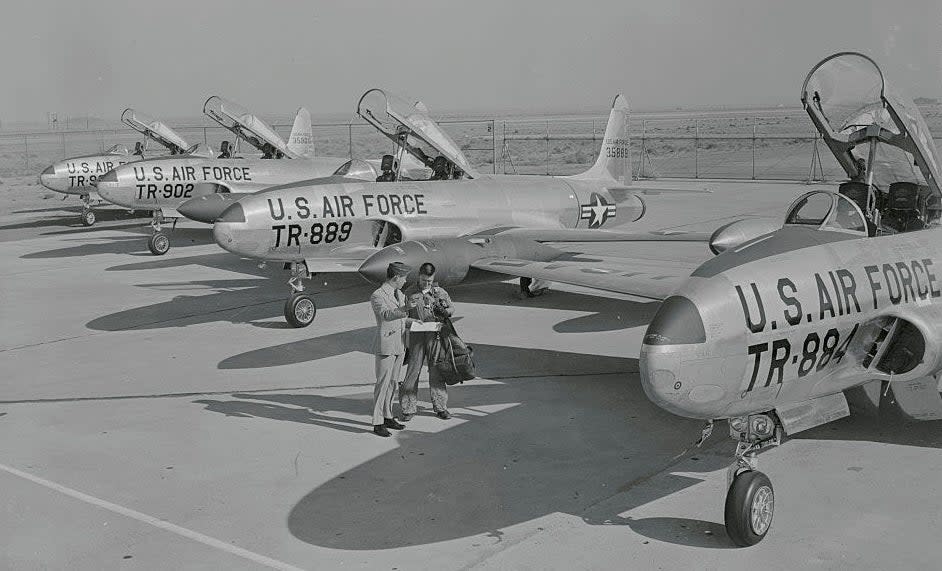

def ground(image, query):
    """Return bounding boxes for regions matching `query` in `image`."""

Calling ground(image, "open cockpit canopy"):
[203,96,295,159]
[802,52,940,201]
[121,109,190,154]
[356,88,478,179]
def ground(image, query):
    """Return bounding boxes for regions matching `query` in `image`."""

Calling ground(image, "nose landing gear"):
[81,195,96,226]
[284,261,316,327]
[722,413,782,546]
[147,210,173,256]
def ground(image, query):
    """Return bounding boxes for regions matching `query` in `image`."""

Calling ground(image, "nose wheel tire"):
[81,209,96,226]
[284,293,316,327]
[148,232,170,256]
[725,470,774,547]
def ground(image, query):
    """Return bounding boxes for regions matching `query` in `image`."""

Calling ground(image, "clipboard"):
[409,321,442,332]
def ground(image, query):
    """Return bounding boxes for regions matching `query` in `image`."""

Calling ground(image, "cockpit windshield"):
[105,144,130,155]
[784,190,868,235]
[332,159,378,181]
[801,52,941,201]
[203,96,293,158]
[184,143,215,158]
[121,109,190,154]
[356,89,478,179]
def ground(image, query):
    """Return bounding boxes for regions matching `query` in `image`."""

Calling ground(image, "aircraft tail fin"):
[287,107,315,158]
[569,94,631,184]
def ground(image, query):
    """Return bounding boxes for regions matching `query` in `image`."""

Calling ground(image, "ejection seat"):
[883,182,928,232]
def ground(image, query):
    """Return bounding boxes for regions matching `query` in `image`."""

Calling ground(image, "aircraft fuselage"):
[640,225,942,420]
[96,156,348,211]
[212,175,640,261]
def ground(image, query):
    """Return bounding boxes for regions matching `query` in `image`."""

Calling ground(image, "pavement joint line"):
[0,371,637,405]
[0,462,307,571]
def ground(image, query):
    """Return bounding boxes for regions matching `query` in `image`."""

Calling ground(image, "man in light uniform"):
[400,262,454,421]
[370,261,416,437]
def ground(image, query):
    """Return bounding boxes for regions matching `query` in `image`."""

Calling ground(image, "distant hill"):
[915,97,940,105]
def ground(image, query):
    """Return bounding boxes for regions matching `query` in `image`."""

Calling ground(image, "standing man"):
[400,262,455,421]
[370,262,415,437]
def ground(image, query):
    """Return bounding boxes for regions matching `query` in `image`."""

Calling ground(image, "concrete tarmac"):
[2,176,940,569]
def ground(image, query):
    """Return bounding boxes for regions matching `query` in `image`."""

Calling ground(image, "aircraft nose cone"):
[179,194,235,224]
[39,164,59,190]
[213,202,249,254]
[639,295,714,419]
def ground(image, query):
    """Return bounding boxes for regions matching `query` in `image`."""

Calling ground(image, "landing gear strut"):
[81,194,96,226]
[284,261,316,327]
[147,210,171,256]
[722,413,782,546]
[519,277,549,298]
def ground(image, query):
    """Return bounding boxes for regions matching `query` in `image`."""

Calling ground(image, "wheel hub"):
[750,485,774,535]
[295,298,315,322]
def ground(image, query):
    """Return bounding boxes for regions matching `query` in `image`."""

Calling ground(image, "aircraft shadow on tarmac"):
[86,256,656,334]
[196,342,733,550]
[20,227,216,259]
[0,207,147,232]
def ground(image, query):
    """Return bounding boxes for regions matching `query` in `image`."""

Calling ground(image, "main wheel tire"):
[724,470,774,547]
[519,277,546,298]
[82,209,96,226]
[284,293,316,327]
[148,232,170,256]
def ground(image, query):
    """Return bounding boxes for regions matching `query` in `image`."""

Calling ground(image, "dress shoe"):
[373,425,391,437]
[400,413,415,422]
[384,418,405,430]
[435,410,452,420]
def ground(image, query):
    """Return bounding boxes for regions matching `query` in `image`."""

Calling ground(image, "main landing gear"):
[519,277,549,298]
[284,261,317,327]
[81,194,96,226]
[709,413,782,546]
[147,210,173,256]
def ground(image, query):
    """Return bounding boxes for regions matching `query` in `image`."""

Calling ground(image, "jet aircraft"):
[212,89,709,327]
[96,96,350,255]
[38,108,205,226]
[441,52,942,546]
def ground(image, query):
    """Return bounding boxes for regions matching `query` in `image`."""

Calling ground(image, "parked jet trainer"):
[38,108,204,226]
[96,96,348,255]
[454,52,942,546]
[213,89,709,327]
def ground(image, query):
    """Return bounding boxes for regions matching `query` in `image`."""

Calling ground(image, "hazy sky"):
[1,0,940,122]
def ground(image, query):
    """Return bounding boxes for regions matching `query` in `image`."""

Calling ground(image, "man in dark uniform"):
[400,262,455,420]
[376,154,397,182]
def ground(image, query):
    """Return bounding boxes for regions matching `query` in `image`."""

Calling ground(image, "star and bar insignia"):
[579,193,617,228]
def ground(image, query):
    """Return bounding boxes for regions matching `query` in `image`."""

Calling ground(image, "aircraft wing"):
[484,227,713,243]
[303,258,370,274]
[471,255,694,301]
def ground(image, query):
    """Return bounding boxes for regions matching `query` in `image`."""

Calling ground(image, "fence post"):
[61,132,66,158]
[640,119,646,178]
[695,119,699,179]
[203,127,208,146]
[349,123,354,158]
[491,119,497,174]
[544,121,549,175]
[24,135,29,172]
[752,117,757,180]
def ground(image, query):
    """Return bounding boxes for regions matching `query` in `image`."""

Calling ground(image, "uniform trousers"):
[373,352,404,425]
[400,332,448,414]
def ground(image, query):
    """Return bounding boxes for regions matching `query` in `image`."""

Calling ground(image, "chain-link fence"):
[4,111,940,183]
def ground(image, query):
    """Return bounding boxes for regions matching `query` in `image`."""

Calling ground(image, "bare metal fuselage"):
[641,225,942,419]
[212,174,638,261]
[96,155,348,212]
